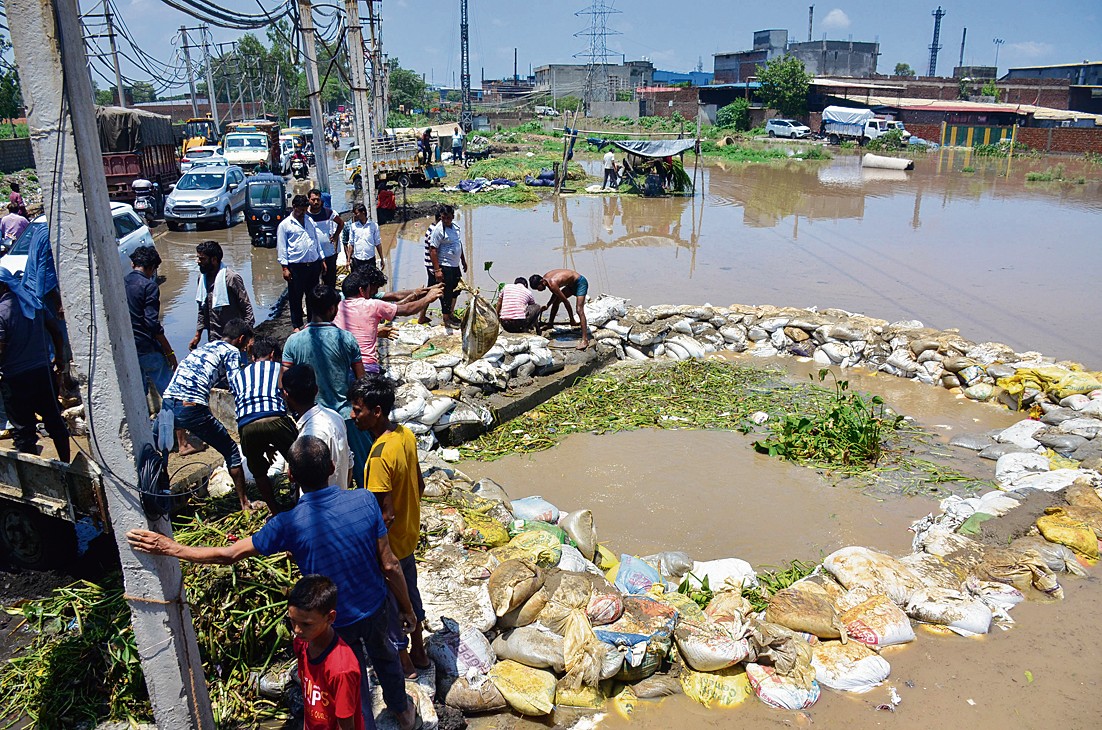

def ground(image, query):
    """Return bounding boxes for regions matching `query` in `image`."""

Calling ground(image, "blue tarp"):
[611,139,697,158]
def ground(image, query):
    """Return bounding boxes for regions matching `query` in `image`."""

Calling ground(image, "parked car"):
[180,145,224,172]
[163,165,247,230]
[765,119,812,139]
[0,203,155,275]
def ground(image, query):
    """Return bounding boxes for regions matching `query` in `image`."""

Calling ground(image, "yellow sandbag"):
[680,664,752,708]
[490,530,563,568]
[488,660,557,716]
[595,543,619,572]
[1048,504,1102,538]
[997,366,1102,401]
[648,584,707,622]
[766,587,848,642]
[611,684,637,720]
[555,678,606,708]
[1047,451,1080,471]
[462,510,509,548]
[1037,512,1099,558]
[488,559,545,617]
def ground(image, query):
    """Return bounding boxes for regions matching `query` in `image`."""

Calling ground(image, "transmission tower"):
[459,0,472,131]
[928,5,946,77]
[574,0,621,114]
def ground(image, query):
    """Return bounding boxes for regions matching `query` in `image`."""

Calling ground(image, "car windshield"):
[190,149,214,158]
[7,221,45,256]
[345,148,360,165]
[176,173,225,191]
[248,183,283,206]
[226,136,267,149]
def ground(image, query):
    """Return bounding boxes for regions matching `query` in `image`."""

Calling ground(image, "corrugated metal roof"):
[1008,61,1102,71]
[812,78,907,91]
[850,95,1102,124]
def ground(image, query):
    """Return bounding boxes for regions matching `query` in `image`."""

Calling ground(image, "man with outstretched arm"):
[530,268,591,349]
[127,435,419,730]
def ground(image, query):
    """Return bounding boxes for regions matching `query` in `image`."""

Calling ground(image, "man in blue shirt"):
[162,318,252,511]
[125,246,177,398]
[127,435,418,730]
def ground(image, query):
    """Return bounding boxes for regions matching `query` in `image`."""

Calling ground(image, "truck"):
[96,106,179,204]
[287,113,312,133]
[822,106,911,146]
[343,132,446,191]
[181,116,220,158]
[223,120,281,171]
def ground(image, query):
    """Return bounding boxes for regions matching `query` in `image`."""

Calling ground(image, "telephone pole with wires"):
[9,0,217,724]
[345,0,377,210]
[179,25,201,117]
[574,0,621,116]
[201,26,220,133]
[297,0,331,192]
[103,1,125,106]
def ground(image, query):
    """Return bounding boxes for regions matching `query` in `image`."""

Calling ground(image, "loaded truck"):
[822,106,911,146]
[96,106,179,204]
[180,116,220,157]
[223,120,281,171]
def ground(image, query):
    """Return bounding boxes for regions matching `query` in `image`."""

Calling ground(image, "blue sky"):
[76,0,1102,95]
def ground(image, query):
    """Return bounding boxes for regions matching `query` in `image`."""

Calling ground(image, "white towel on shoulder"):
[196,265,230,309]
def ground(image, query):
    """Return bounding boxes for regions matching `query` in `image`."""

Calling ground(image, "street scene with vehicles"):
[0,1,1100,729]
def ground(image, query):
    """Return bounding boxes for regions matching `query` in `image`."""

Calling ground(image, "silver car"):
[163,165,247,230]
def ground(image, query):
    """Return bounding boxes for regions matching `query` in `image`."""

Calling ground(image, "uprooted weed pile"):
[0,509,297,728]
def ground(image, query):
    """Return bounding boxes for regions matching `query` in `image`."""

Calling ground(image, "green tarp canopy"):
[96,106,175,153]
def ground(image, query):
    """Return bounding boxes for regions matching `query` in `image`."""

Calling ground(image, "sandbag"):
[680,665,753,708]
[537,573,609,690]
[508,519,569,543]
[840,594,915,647]
[1010,536,1088,576]
[488,559,545,617]
[425,617,496,677]
[811,640,890,694]
[462,289,500,363]
[582,574,624,626]
[595,544,619,572]
[497,585,551,629]
[471,478,512,510]
[595,596,677,682]
[684,558,756,591]
[510,495,560,523]
[440,674,507,713]
[462,510,510,548]
[745,662,821,710]
[904,590,992,636]
[611,554,665,595]
[555,678,606,709]
[488,660,556,716]
[1036,511,1099,558]
[556,542,597,574]
[705,590,755,620]
[560,509,598,560]
[491,625,566,673]
[1065,481,1102,511]
[641,551,694,581]
[1047,504,1102,538]
[766,587,848,642]
[674,614,753,672]
[975,547,1065,600]
[632,674,682,698]
[744,619,816,679]
[824,547,924,606]
[489,530,563,568]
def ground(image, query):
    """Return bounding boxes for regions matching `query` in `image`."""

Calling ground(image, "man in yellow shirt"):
[348,374,429,678]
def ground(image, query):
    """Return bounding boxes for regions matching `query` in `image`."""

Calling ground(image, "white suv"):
[765,119,812,139]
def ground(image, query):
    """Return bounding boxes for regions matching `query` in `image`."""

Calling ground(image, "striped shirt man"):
[163,340,243,406]
[229,360,286,427]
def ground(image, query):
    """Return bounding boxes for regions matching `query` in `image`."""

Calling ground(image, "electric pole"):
[180,25,199,117]
[201,26,220,134]
[103,0,125,107]
[459,0,473,131]
[297,0,331,192]
[9,0,216,725]
[345,0,376,212]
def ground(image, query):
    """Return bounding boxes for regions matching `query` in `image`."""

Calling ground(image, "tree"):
[894,63,915,77]
[981,80,1000,101]
[94,87,115,106]
[129,81,156,103]
[0,70,22,136]
[716,98,750,131]
[758,55,810,118]
[557,95,581,112]
[388,58,427,112]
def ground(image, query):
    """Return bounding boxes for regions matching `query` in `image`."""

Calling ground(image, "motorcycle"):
[131,178,160,224]
[289,157,309,180]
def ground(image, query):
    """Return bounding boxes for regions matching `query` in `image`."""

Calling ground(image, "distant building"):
[1005,61,1102,113]
[482,76,535,104]
[533,60,654,101]
[653,69,714,86]
[714,29,879,83]
[953,66,998,80]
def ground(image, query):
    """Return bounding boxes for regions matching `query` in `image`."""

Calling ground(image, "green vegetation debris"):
[465,154,585,182]
[741,559,819,612]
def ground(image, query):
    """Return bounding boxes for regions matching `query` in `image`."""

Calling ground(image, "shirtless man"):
[529,269,590,350]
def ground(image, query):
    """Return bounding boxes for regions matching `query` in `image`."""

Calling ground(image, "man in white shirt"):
[276,194,326,331]
[602,149,619,189]
[307,188,344,289]
[427,204,467,328]
[280,363,350,490]
[344,202,382,272]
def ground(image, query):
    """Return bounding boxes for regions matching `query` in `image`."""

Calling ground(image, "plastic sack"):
[705,590,756,621]
[1049,504,1102,538]
[611,555,665,595]
[488,559,545,617]
[497,585,551,629]
[538,574,609,690]
[425,616,496,677]
[744,618,816,678]
[560,509,598,560]
[488,660,556,716]
[418,396,456,426]
[489,530,563,568]
[462,511,510,548]
[508,519,569,544]
[632,674,682,698]
[555,678,606,709]
[595,544,619,572]
[824,547,925,606]
[811,640,890,694]
[1036,511,1099,558]
[766,587,848,641]
[1011,536,1088,576]
[745,662,821,710]
[491,625,566,673]
[556,543,595,573]
[595,596,677,682]
[440,673,507,712]
[998,366,1102,401]
[462,289,501,363]
[841,594,915,647]
[684,558,756,592]
[905,590,992,636]
[674,615,753,672]
[680,665,753,708]
[471,477,512,510]
[511,495,560,523]
[1065,482,1102,511]
[641,551,695,581]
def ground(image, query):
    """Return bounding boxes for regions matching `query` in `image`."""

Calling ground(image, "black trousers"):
[440,266,462,318]
[287,260,322,329]
[1,365,70,461]
[321,254,338,289]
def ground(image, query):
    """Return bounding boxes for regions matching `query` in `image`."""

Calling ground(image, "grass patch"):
[408,185,543,206]
[962,166,975,173]
[0,122,28,139]
[701,141,830,163]
[465,153,586,182]
[1025,164,1083,183]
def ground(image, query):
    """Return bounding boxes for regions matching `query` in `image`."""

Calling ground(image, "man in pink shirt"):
[335,267,442,373]
[496,277,541,333]
[0,203,28,244]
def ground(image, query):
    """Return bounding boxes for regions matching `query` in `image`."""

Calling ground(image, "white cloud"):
[1007,41,1054,59]
[821,9,851,31]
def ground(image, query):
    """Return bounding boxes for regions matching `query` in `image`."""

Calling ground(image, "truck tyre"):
[0,505,74,570]
[398,173,412,189]
[828,134,840,145]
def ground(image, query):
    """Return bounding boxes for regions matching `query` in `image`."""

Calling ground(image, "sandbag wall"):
[413,465,1102,719]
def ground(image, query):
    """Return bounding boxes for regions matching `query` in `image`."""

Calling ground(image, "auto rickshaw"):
[243,173,286,248]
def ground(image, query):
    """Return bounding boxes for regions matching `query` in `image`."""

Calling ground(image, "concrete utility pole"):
[180,25,200,118]
[9,0,216,726]
[343,0,376,212]
[297,0,331,193]
[201,26,220,134]
[103,0,125,107]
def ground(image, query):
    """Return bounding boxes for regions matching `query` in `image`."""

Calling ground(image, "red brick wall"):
[905,123,942,142]
[861,76,1071,109]
[639,87,699,119]
[1016,127,1102,154]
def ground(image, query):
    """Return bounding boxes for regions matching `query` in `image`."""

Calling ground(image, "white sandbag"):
[685,558,757,591]
[471,478,512,510]
[995,419,1047,449]
[584,295,628,327]
[425,617,496,677]
[905,589,992,636]
[404,421,431,435]
[624,345,648,361]
[811,640,890,694]
[454,360,508,389]
[418,396,456,426]
[434,402,493,431]
[642,551,695,581]
[745,663,820,710]
[491,626,566,674]
[426,352,463,368]
[403,360,439,390]
[391,396,426,422]
[995,452,1049,487]
[840,594,915,648]
[504,353,533,373]
[823,547,924,606]
[666,334,706,359]
[481,344,506,362]
[529,347,554,367]
[560,510,597,561]
[557,543,594,574]
[511,495,560,523]
[675,617,753,672]
[396,325,432,347]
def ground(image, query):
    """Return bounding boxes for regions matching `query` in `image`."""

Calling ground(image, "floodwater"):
[460,366,1102,729]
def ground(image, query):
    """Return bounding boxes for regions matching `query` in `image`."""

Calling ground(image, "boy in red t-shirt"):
[289,575,366,730]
